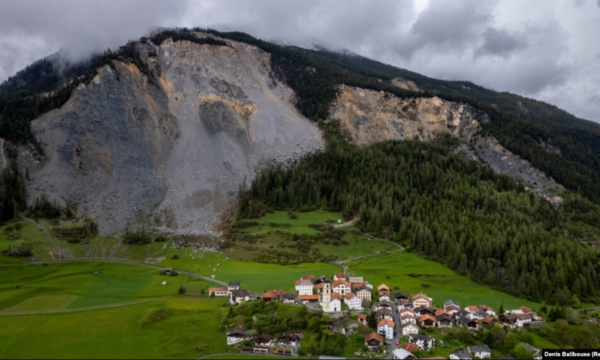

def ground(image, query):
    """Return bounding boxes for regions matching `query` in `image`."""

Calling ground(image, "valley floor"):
[0,211,594,358]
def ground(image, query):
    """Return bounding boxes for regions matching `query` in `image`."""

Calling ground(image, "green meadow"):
[348,251,540,310]
[0,298,228,359]
[160,251,339,293]
[241,210,343,235]
[0,262,193,313]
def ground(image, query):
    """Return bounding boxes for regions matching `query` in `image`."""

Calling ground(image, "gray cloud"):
[0,0,598,123]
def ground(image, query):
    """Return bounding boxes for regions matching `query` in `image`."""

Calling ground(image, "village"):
[209,272,545,359]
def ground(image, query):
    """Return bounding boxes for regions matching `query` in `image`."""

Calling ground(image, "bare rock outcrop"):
[330,85,563,203]
[20,36,323,235]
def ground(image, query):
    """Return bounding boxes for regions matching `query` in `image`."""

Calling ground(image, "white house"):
[402,323,419,336]
[343,293,362,310]
[208,287,229,297]
[332,280,352,295]
[392,348,416,360]
[449,349,472,360]
[401,315,417,325]
[379,293,391,302]
[355,287,372,303]
[412,293,432,308]
[468,345,491,359]
[333,272,346,281]
[377,319,395,340]
[327,298,341,312]
[228,281,240,293]
[230,289,251,305]
[227,328,251,345]
[295,279,314,296]
[408,334,435,351]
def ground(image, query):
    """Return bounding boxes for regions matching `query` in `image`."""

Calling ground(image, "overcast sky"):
[1,0,599,123]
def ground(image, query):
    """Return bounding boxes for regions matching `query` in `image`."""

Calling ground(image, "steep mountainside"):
[1,28,599,234]
[18,36,323,235]
[331,85,562,202]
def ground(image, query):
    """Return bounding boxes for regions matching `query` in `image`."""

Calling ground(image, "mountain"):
[1,28,599,234]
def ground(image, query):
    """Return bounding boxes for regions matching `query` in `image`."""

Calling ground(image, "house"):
[344,293,362,310]
[400,302,414,309]
[412,292,432,308]
[373,300,393,312]
[378,293,391,302]
[376,307,393,321]
[295,279,314,295]
[465,305,480,315]
[274,348,292,355]
[519,306,533,315]
[415,306,436,316]
[253,334,273,353]
[393,348,416,360]
[349,276,364,284]
[301,275,315,281]
[401,308,416,316]
[402,343,420,353]
[520,342,541,360]
[402,323,420,336]
[494,322,506,329]
[480,305,496,317]
[230,289,251,305]
[444,299,461,314]
[436,313,453,328]
[377,284,390,294]
[482,316,496,326]
[394,292,411,305]
[164,267,174,275]
[358,314,368,326]
[332,280,352,295]
[262,289,284,302]
[418,314,436,328]
[455,309,472,319]
[434,309,451,317]
[333,272,346,281]
[228,281,240,292]
[208,287,229,297]
[456,316,479,330]
[227,328,251,345]
[502,313,532,328]
[364,332,384,351]
[402,314,417,325]
[314,283,325,294]
[468,344,491,359]
[355,287,372,303]
[377,318,395,339]
[300,294,320,303]
[332,319,347,335]
[408,334,435,351]
[282,293,296,304]
[277,333,299,347]
[475,309,488,320]
[449,349,472,360]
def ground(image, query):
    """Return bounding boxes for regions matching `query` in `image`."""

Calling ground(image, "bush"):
[169,270,179,277]
[123,224,152,245]
[171,254,179,260]
[422,283,430,288]
[153,234,167,242]
[52,219,98,244]
[178,286,186,294]
[288,212,298,219]
[1,241,33,257]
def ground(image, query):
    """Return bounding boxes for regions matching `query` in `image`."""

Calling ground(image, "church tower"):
[321,279,331,312]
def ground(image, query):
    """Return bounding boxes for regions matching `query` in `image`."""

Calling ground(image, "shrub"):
[52,219,98,244]
[169,270,179,277]
[422,283,430,288]
[288,212,298,219]
[171,254,179,260]
[2,241,33,257]
[178,286,186,294]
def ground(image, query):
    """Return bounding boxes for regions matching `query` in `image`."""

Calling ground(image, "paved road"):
[0,258,228,286]
[387,303,403,359]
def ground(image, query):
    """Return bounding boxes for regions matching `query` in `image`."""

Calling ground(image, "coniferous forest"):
[238,121,600,305]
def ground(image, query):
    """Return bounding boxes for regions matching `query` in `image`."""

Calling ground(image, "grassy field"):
[0,262,190,313]
[160,251,339,293]
[348,251,541,310]
[0,298,228,359]
[241,210,344,235]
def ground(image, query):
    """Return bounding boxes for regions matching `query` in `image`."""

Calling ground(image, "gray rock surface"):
[20,36,323,235]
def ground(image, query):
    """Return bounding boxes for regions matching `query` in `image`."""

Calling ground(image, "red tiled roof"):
[358,314,368,320]
[300,295,319,300]
[402,343,419,352]
[418,314,436,322]
[520,306,532,313]
[435,309,450,317]
[412,292,431,300]
[334,272,345,278]
[378,318,395,327]
[364,332,384,344]
[483,316,494,324]
[344,293,356,300]
[301,275,315,280]
[332,293,342,300]
[209,287,228,292]
[467,305,480,312]
[333,280,350,288]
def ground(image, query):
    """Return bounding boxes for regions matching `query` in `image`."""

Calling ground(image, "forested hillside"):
[237,121,600,305]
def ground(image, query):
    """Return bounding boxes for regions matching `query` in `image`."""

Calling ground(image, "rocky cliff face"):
[20,35,323,235]
[330,85,563,202]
